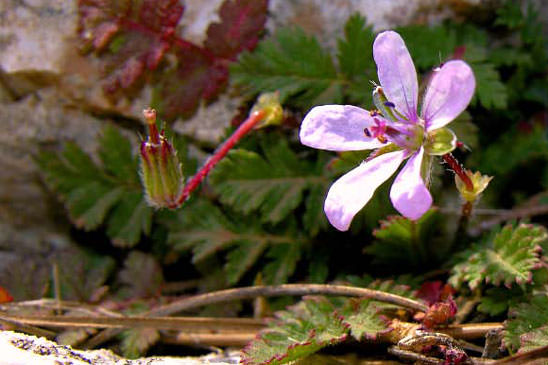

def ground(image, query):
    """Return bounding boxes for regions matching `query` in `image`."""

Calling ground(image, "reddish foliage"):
[77,0,268,120]
[416,281,455,306]
[205,0,268,59]
[0,286,13,303]
[415,281,457,329]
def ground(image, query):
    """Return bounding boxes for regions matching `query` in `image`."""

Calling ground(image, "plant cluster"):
[11,0,548,363]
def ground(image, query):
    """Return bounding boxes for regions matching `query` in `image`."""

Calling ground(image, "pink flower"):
[299,31,475,231]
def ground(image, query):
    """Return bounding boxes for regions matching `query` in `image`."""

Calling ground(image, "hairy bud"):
[139,108,183,208]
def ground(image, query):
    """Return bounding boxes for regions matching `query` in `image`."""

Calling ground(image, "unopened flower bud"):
[139,108,183,208]
[250,92,283,128]
[455,170,492,203]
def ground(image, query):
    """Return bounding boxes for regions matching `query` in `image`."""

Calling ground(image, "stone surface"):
[0,89,104,228]
[173,94,241,144]
[0,331,239,365]
[0,1,77,95]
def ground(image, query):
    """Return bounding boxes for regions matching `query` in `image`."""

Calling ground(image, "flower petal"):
[373,31,418,122]
[421,60,475,131]
[325,150,406,231]
[390,147,432,220]
[299,105,385,151]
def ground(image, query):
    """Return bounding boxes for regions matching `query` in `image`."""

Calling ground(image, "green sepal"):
[424,127,457,155]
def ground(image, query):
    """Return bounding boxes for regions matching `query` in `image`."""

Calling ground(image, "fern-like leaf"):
[231,27,342,109]
[210,136,330,227]
[450,224,548,290]
[36,126,152,247]
[241,297,349,365]
[168,200,305,285]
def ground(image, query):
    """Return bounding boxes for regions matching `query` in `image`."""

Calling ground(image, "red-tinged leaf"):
[78,0,131,52]
[138,0,183,35]
[78,0,184,94]
[205,0,268,59]
[416,281,455,306]
[154,50,228,120]
[0,287,13,303]
[102,31,170,94]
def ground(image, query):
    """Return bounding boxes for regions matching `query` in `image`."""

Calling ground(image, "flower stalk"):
[175,108,267,206]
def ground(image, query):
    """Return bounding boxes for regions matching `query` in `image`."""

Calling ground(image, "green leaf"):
[120,328,160,359]
[495,0,524,29]
[365,209,442,267]
[477,125,548,176]
[231,27,342,109]
[168,200,305,285]
[450,224,548,290]
[98,125,138,182]
[337,14,375,79]
[106,192,153,247]
[471,62,508,109]
[241,297,349,365]
[66,183,124,230]
[36,126,154,246]
[263,242,302,285]
[225,240,269,285]
[505,295,548,352]
[117,251,164,299]
[342,299,389,340]
[54,248,115,302]
[396,25,456,70]
[210,136,330,226]
[477,286,525,317]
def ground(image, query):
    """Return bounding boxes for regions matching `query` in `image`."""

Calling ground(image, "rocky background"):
[0,0,538,296]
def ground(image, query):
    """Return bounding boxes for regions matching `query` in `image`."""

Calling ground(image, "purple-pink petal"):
[373,31,418,122]
[324,150,407,231]
[299,105,385,151]
[390,147,432,220]
[421,60,476,131]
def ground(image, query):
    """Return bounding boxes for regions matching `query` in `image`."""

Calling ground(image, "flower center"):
[364,115,425,151]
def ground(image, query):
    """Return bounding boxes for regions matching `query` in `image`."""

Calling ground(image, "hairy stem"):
[171,110,266,208]
[442,153,473,191]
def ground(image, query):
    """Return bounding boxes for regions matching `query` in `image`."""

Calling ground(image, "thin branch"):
[440,323,503,340]
[0,313,263,332]
[0,317,56,339]
[162,332,256,347]
[83,284,427,349]
[471,204,548,236]
[146,284,428,317]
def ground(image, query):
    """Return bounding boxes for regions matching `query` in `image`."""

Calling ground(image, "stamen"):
[384,101,396,108]
[364,128,372,137]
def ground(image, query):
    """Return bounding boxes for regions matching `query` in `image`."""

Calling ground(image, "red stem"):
[442,153,474,191]
[170,110,266,208]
